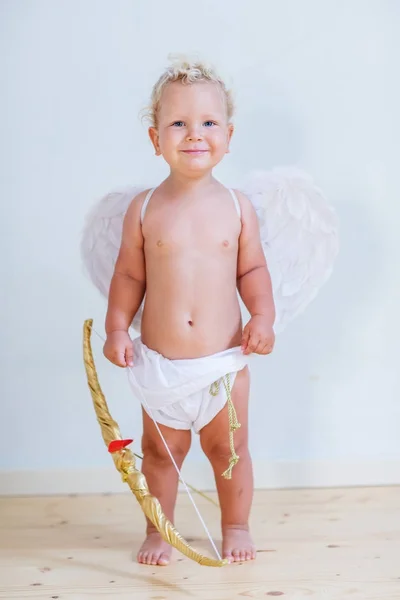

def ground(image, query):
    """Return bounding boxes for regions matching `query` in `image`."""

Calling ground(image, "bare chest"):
[143,205,240,257]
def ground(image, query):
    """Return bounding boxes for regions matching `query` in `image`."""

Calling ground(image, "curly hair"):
[144,54,234,128]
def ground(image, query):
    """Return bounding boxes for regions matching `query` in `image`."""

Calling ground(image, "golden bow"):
[83,319,228,567]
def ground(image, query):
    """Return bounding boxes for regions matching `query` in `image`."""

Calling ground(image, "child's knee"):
[142,432,190,464]
[201,435,249,464]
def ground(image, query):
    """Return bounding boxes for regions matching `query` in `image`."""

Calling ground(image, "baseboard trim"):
[1,459,399,496]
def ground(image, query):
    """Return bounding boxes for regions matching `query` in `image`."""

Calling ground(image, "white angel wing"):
[81,185,144,332]
[240,167,339,333]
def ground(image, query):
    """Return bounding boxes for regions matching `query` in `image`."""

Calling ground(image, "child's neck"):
[165,169,215,193]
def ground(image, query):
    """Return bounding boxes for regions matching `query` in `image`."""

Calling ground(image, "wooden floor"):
[0,487,399,599]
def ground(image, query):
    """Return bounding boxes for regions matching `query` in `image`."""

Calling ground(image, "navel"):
[156,240,163,247]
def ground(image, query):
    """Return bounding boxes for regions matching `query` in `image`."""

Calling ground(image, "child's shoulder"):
[120,189,154,237]
[125,188,153,217]
[230,188,249,203]
[230,188,254,214]
[228,188,259,233]
[129,188,153,206]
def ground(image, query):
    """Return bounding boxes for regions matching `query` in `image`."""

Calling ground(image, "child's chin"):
[182,154,210,164]
[184,155,223,169]
[180,160,214,172]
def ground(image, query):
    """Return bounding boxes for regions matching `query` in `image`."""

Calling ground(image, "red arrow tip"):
[108,439,133,453]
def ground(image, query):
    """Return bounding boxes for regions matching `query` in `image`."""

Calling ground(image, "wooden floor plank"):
[0,487,399,599]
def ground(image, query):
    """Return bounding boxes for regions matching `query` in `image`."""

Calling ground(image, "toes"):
[138,550,170,566]
[232,548,241,562]
[245,548,256,561]
[150,553,159,566]
[224,548,245,563]
[142,551,157,566]
[137,551,148,564]
[158,552,170,566]
[223,550,233,563]
[224,548,256,563]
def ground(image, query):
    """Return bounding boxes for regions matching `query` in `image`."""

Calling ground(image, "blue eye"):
[172,121,184,127]
[203,121,216,127]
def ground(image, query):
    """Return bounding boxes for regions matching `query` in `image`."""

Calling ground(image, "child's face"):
[149,81,233,175]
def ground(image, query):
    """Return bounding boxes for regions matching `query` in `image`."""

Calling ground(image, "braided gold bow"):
[83,319,228,567]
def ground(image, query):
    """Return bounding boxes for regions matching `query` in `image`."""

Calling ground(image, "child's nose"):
[186,127,203,141]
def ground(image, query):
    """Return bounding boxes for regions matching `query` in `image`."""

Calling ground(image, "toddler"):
[103,58,275,566]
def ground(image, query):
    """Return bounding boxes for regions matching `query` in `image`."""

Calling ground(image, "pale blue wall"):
[1,0,399,480]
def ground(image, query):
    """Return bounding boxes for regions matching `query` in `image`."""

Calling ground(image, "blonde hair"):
[145,54,234,128]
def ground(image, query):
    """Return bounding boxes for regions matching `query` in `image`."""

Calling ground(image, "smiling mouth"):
[181,150,208,154]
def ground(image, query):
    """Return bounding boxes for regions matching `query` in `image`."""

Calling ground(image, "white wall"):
[1,0,399,494]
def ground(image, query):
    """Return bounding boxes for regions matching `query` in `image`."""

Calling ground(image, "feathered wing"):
[240,167,339,333]
[80,186,144,332]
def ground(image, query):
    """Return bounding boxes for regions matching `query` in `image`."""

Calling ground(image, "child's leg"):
[137,408,191,566]
[200,366,256,562]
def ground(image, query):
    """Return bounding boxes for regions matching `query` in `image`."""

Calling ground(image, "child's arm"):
[236,191,276,355]
[104,193,146,366]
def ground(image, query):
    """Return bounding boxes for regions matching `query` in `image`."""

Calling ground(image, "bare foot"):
[137,532,172,566]
[222,526,256,563]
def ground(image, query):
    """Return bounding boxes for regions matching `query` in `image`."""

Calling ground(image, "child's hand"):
[103,330,134,367]
[241,316,275,355]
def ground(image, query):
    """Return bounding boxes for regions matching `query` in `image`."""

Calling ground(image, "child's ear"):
[149,127,161,156]
[226,123,234,153]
